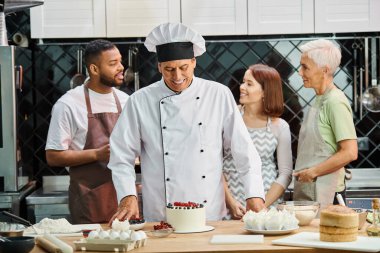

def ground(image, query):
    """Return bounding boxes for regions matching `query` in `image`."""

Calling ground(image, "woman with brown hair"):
[223,64,293,219]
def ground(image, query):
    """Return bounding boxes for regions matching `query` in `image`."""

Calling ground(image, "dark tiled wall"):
[6,11,380,185]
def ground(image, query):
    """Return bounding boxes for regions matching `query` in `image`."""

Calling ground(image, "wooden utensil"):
[35,236,63,253]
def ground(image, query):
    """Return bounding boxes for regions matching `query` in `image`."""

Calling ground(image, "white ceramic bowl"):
[277,201,320,226]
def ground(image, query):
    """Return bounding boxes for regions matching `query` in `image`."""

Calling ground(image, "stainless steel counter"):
[26,174,143,222]
[26,174,143,205]
[26,185,69,205]
[26,176,70,223]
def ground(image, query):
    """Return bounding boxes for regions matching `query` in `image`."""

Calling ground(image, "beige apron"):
[69,85,121,224]
[293,88,340,211]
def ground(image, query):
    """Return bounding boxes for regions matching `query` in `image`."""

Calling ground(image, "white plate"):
[245,226,299,235]
[174,225,214,234]
[129,222,145,231]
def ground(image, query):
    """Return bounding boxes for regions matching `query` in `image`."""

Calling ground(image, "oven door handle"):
[15,65,23,91]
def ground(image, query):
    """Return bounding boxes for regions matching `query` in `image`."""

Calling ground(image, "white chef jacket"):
[109,77,264,221]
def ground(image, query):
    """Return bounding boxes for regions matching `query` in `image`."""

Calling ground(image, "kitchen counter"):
[30,220,370,253]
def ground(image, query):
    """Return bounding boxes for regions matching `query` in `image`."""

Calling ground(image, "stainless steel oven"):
[345,168,380,209]
[285,168,380,209]
[0,45,32,192]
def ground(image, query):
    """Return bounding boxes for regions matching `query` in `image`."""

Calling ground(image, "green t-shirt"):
[315,88,357,192]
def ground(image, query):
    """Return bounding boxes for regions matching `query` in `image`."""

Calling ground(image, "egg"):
[110,230,120,240]
[98,230,110,239]
[137,231,147,239]
[120,231,130,240]
[112,218,130,232]
[131,230,142,241]
[87,230,99,239]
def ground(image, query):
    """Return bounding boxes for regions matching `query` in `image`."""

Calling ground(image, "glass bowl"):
[277,201,320,226]
[146,228,173,238]
[352,208,368,229]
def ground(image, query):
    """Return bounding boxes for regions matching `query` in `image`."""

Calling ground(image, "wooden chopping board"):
[272,232,380,252]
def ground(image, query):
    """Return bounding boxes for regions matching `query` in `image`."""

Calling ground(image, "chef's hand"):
[95,144,110,162]
[108,195,139,227]
[227,199,246,220]
[246,197,266,213]
[293,168,317,183]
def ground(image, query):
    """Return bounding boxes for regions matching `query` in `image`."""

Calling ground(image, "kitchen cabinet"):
[31,0,180,38]
[106,0,180,37]
[181,0,247,36]
[247,0,314,35]
[30,0,106,38]
[314,0,380,33]
[31,0,380,38]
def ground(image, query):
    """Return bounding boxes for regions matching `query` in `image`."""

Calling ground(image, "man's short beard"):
[100,76,117,87]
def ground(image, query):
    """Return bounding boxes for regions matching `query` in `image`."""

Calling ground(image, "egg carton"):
[73,238,147,252]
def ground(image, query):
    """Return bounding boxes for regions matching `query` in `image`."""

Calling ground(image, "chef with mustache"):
[108,23,265,224]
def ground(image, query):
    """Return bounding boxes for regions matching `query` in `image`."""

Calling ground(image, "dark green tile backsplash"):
[6,11,380,185]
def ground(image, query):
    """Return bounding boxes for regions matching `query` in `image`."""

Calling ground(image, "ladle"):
[362,37,380,112]
[2,211,40,235]
[70,49,86,89]
[124,47,134,85]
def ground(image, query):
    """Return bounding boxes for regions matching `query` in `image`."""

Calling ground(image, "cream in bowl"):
[277,201,320,226]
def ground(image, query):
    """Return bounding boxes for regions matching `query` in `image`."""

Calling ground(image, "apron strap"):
[112,89,122,113]
[84,85,122,115]
[84,85,93,115]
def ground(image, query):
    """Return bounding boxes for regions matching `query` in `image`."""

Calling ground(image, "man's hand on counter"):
[246,197,266,213]
[108,195,139,226]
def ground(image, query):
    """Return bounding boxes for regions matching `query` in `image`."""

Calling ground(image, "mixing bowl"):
[352,208,368,229]
[0,222,25,237]
[0,236,35,253]
[277,201,320,226]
